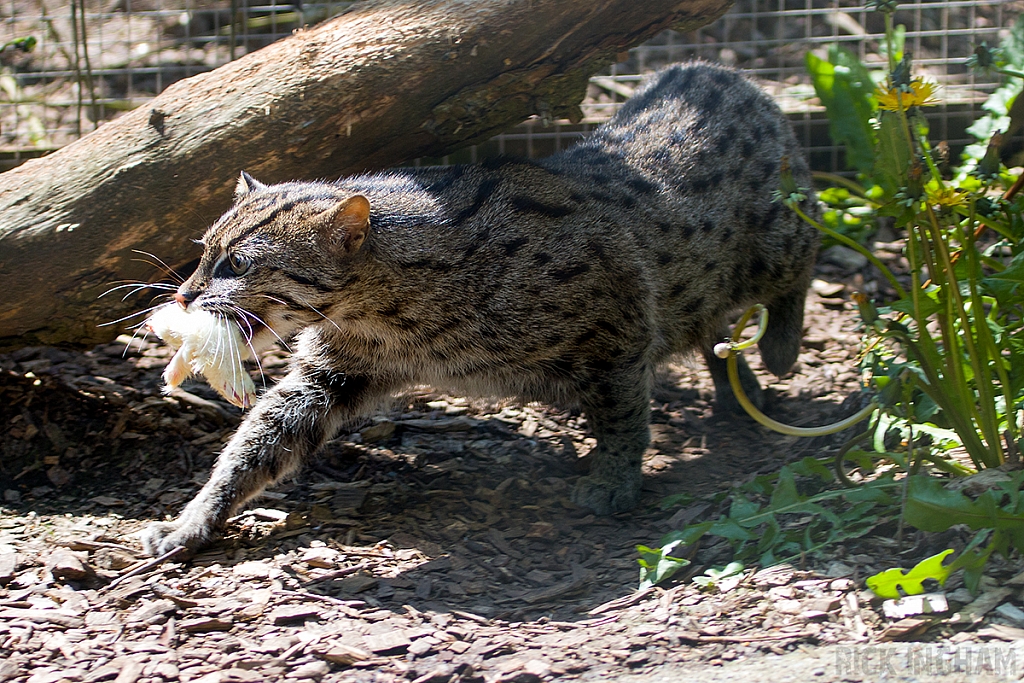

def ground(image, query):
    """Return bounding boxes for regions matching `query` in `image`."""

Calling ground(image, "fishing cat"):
[141,63,819,556]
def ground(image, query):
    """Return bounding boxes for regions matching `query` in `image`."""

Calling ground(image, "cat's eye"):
[227,252,250,276]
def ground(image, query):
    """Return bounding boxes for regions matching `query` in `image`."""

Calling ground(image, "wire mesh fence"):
[0,0,1019,174]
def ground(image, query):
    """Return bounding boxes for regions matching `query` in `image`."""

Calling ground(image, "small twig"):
[302,561,371,583]
[1003,172,1024,202]
[451,609,489,624]
[587,588,653,616]
[677,630,816,643]
[274,634,320,663]
[271,589,365,608]
[59,540,144,556]
[102,546,186,591]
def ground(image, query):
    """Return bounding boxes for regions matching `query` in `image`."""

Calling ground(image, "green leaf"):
[790,457,835,483]
[889,292,942,319]
[984,251,1024,303]
[729,496,761,524]
[865,549,954,598]
[960,14,1024,174]
[657,521,714,549]
[880,24,906,64]
[875,110,914,193]
[768,467,801,509]
[903,475,1024,534]
[637,522,713,589]
[658,492,695,510]
[806,47,878,176]
[692,561,745,588]
[637,539,691,590]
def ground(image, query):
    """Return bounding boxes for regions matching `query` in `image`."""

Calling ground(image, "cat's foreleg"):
[141,366,384,556]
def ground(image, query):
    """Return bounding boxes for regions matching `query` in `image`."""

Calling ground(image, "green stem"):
[885,12,897,74]
[953,208,1014,241]
[791,205,906,298]
[721,307,877,437]
[964,201,1017,447]
[903,220,990,467]
[925,204,1002,466]
[812,172,878,203]
[996,67,1024,81]
[887,329,993,467]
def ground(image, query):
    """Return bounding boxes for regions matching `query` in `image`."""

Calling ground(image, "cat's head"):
[173,172,371,351]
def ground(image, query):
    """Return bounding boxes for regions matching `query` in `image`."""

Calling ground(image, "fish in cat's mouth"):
[144,302,257,409]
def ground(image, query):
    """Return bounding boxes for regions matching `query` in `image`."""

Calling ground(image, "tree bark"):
[0,0,731,348]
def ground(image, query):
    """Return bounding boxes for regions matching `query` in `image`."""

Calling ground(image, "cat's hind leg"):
[570,363,652,515]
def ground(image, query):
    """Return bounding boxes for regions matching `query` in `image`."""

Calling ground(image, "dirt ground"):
[2,251,1024,683]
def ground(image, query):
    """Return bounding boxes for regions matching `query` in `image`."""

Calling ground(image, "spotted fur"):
[142,63,819,557]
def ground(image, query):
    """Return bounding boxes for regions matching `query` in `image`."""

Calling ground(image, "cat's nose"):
[174,289,197,309]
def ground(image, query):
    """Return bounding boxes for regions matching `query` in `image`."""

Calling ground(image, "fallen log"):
[0,0,731,348]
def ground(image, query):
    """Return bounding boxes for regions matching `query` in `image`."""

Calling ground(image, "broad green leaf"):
[769,467,801,509]
[637,522,713,589]
[806,47,878,176]
[865,549,954,598]
[875,110,914,193]
[657,521,714,549]
[658,492,695,510]
[637,539,691,589]
[889,293,942,319]
[709,516,754,542]
[903,475,1024,534]
[984,251,1024,303]
[729,496,761,524]
[693,562,745,588]
[790,457,835,483]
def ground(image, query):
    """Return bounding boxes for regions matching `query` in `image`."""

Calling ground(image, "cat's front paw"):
[140,518,215,557]
[571,474,642,515]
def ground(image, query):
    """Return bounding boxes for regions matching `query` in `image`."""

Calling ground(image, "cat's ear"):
[324,195,371,255]
[235,171,266,200]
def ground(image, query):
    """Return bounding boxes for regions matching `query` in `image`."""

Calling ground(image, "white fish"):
[145,303,257,409]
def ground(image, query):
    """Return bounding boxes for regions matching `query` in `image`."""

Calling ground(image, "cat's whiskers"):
[99,281,178,300]
[122,326,152,358]
[131,250,186,284]
[98,301,169,327]
[291,294,342,333]
[242,299,294,350]
[226,306,270,390]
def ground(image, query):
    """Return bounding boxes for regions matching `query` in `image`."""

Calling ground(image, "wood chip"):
[588,589,653,616]
[179,616,233,632]
[114,661,144,683]
[317,642,373,665]
[47,548,90,581]
[977,624,1024,641]
[398,416,477,432]
[286,661,330,679]
[270,606,321,625]
[336,574,378,594]
[878,617,932,641]
[363,631,412,654]
[955,587,1014,624]
[0,552,16,583]
[302,547,339,569]
[0,608,85,628]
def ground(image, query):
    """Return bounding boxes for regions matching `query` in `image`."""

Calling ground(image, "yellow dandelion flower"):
[875,79,939,111]
[925,184,967,208]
